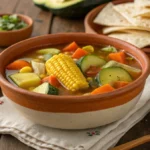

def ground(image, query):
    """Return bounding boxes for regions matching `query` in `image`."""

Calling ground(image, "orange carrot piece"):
[113,81,129,89]
[6,60,30,70]
[63,41,79,52]
[91,84,115,95]
[72,48,88,59]
[108,51,126,64]
[42,75,60,87]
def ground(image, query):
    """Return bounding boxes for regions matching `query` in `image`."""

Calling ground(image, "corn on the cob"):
[45,53,89,91]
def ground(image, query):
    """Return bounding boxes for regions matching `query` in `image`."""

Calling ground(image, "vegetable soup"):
[6,41,142,96]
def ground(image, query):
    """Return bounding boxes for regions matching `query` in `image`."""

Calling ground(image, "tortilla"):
[133,8,150,17]
[93,3,131,26]
[113,3,150,28]
[135,0,150,7]
[102,26,150,34]
[114,3,150,17]
[134,12,150,18]
[108,31,150,48]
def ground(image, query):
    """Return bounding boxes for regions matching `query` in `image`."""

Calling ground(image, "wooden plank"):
[0,135,34,150]
[32,11,52,37]
[15,0,52,37]
[116,113,150,150]
[51,16,84,33]
[0,0,19,13]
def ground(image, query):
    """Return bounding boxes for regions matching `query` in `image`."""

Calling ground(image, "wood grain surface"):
[0,0,149,149]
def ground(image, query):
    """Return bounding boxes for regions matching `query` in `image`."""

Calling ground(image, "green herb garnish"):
[101,46,117,53]
[0,14,27,31]
[126,57,134,60]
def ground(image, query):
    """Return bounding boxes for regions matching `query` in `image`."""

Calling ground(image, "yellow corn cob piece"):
[46,53,89,91]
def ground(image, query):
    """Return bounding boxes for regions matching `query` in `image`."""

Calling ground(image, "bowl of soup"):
[0,14,33,46]
[0,33,149,129]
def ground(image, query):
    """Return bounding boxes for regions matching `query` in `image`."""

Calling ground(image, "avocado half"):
[33,0,111,19]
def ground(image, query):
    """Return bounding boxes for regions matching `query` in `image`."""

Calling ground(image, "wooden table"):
[0,0,149,149]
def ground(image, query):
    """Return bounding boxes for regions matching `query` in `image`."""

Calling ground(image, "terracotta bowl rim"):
[0,33,150,103]
[0,13,33,33]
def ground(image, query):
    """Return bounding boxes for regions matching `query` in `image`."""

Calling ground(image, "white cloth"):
[0,76,150,150]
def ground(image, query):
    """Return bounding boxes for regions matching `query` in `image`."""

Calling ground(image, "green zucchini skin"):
[33,82,59,95]
[77,54,106,73]
[97,67,133,86]
[33,0,111,19]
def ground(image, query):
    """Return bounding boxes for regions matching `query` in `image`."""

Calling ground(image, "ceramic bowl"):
[0,14,33,47]
[0,33,149,129]
[84,0,150,56]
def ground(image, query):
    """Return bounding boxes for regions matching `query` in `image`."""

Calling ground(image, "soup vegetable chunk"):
[6,42,142,96]
[0,14,27,31]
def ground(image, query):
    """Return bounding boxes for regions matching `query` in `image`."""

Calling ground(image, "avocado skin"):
[34,4,49,11]
[34,0,111,19]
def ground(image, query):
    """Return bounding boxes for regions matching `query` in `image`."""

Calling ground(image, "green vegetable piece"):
[44,53,53,61]
[0,14,27,31]
[102,60,141,78]
[0,28,4,31]
[101,46,117,53]
[2,15,9,20]
[82,45,94,53]
[33,82,59,95]
[7,24,15,30]
[77,54,106,73]
[87,77,98,88]
[126,57,134,60]
[97,67,133,86]
[9,14,19,24]
[15,21,27,29]
[36,48,60,55]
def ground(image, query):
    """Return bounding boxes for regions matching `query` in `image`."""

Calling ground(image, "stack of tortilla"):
[93,0,150,49]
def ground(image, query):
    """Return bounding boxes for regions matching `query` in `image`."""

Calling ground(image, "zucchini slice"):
[9,73,41,88]
[36,48,60,55]
[77,54,106,73]
[97,67,133,85]
[33,82,58,95]
[43,53,53,61]
[102,60,142,78]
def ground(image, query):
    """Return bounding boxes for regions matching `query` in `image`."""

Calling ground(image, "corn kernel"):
[19,66,32,73]
[39,74,47,79]
[28,87,36,91]
[87,77,92,81]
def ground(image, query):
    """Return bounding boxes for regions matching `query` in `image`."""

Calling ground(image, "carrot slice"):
[63,41,79,52]
[6,60,30,70]
[108,51,126,64]
[113,81,129,89]
[72,48,88,59]
[91,84,115,95]
[42,75,60,87]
